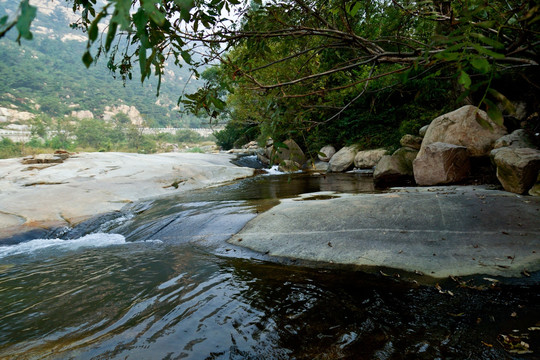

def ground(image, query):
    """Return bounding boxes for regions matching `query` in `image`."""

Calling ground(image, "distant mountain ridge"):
[0,0,205,128]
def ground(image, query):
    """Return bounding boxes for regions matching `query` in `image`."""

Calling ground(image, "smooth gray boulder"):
[229,187,540,278]
[0,152,255,238]
[318,145,336,162]
[400,134,423,150]
[308,160,330,172]
[491,147,540,194]
[413,142,470,186]
[354,149,386,169]
[419,125,429,137]
[328,146,357,172]
[493,129,535,149]
[419,105,507,158]
[373,147,418,187]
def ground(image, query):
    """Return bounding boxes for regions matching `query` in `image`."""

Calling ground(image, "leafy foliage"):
[2,0,538,152]
[214,121,259,150]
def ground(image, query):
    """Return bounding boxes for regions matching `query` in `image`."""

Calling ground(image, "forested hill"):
[0,0,204,128]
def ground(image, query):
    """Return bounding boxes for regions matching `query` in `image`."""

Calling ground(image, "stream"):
[0,170,538,359]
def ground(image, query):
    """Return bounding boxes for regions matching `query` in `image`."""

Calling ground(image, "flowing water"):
[0,172,538,359]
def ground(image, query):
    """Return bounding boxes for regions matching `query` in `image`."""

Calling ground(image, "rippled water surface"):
[1,173,538,359]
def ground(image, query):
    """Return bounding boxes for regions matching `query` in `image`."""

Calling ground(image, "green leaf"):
[474,20,496,29]
[471,43,505,59]
[139,45,147,79]
[0,15,8,26]
[470,33,505,49]
[347,2,362,17]
[180,50,192,64]
[273,141,289,150]
[475,112,493,130]
[484,98,504,126]
[16,0,37,41]
[435,51,461,61]
[143,1,166,26]
[88,12,105,43]
[82,51,93,68]
[470,57,490,73]
[105,22,118,51]
[174,0,195,11]
[156,70,162,96]
[211,97,226,110]
[110,0,131,30]
[458,71,471,89]
[488,88,516,114]
[133,8,151,48]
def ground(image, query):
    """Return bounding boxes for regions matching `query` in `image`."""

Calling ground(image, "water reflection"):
[1,241,538,359]
[1,173,538,359]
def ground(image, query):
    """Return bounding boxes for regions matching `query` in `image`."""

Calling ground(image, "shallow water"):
[0,173,538,359]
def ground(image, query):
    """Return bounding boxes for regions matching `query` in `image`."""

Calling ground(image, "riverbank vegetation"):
[2,0,539,156]
[0,115,215,159]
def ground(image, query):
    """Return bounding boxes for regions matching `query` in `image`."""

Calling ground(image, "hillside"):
[0,0,206,128]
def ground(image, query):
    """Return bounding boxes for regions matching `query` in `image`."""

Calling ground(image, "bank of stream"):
[0,169,538,359]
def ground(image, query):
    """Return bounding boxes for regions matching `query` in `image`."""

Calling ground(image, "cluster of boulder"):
[256,105,540,196]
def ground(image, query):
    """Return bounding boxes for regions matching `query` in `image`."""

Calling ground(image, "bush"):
[214,122,259,150]
[0,138,23,159]
[175,129,203,143]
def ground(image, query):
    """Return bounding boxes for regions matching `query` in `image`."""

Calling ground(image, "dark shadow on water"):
[0,242,538,359]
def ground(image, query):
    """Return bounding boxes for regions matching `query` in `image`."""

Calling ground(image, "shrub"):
[0,138,23,159]
[214,122,259,150]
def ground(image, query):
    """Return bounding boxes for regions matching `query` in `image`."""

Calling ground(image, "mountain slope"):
[0,0,205,127]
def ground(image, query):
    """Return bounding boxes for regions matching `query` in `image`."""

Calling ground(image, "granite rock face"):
[0,152,255,238]
[413,142,470,186]
[400,134,423,150]
[354,149,386,169]
[373,147,418,187]
[493,129,535,150]
[419,105,507,157]
[491,147,540,194]
[328,146,357,172]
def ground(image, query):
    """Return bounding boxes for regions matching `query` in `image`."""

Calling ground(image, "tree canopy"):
[2,0,539,149]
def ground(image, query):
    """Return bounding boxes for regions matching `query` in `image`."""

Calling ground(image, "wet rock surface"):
[230,186,540,279]
[0,152,254,237]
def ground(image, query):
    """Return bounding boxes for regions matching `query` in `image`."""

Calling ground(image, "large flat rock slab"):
[229,187,540,278]
[0,152,254,237]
